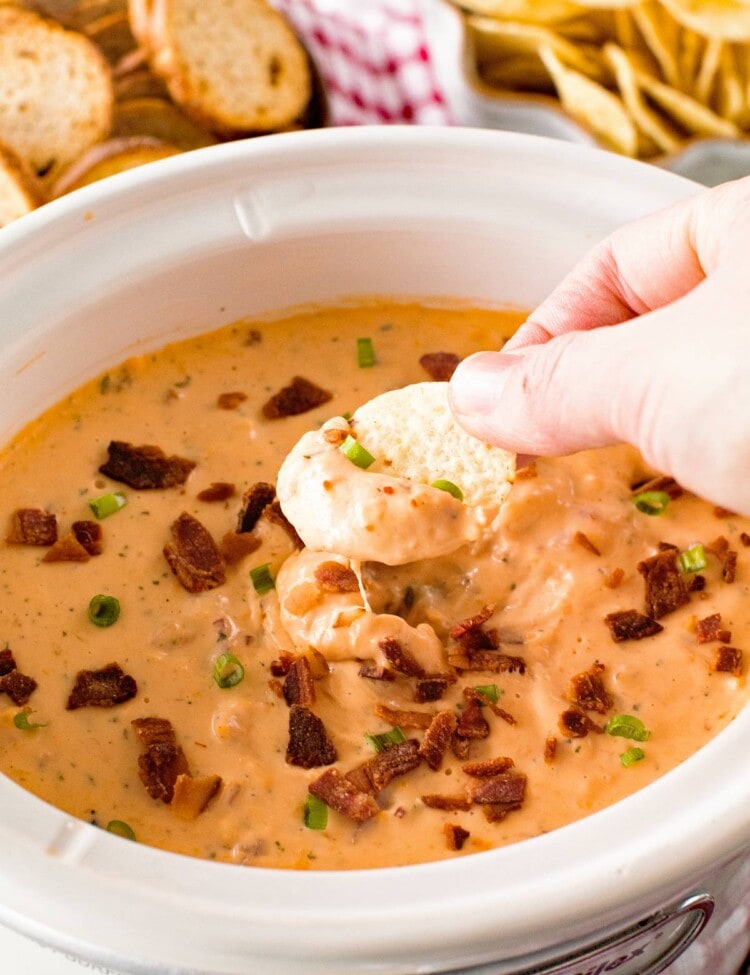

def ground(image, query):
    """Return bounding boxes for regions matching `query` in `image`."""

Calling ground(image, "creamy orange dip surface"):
[0,299,747,871]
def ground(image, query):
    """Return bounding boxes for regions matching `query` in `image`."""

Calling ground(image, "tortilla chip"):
[605,43,682,152]
[637,63,743,135]
[660,0,750,41]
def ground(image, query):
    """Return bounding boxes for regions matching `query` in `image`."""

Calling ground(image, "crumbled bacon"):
[449,605,495,641]
[358,664,396,682]
[713,646,743,676]
[131,717,190,803]
[323,426,348,446]
[723,551,738,583]
[99,441,195,489]
[559,707,602,738]
[695,613,731,645]
[163,512,226,592]
[544,736,558,763]
[0,670,37,705]
[308,768,379,822]
[236,482,275,533]
[262,376,332,419]
[418,710,457,771]
[379,637,425,677]
[216,391,247,410]
[450,734,472,760]
[219,530,262,565]
[67,662,137,709]
[6,508,57,546]
[197,482,235,503]
[573,531,601,556]
[346,739,421,796]
[264,500,304,549]
[314,561,359,593]
[71,520,103,555]
[41,532,90,563]
[455,696,489,739]
[374,703,434,730]
[414,676,452,703]
[604,568,625,589]
[462,756,514,777]
[632,474,683,499]
[463,686,516,725]
[285,705,337,768]
[0,648,16,676]
[740,532,750,547]
[637,550,690,619]
[419,351,462,381]
[421,792,472,811]
[569,662,613,714]
[444,823,470,851]
[689,574,706,592]
[283,657,316,707]
[605,609,663,642]
[170,773,222,820]
[469,772,527,806]
[707,536,738,583]
[457,651,526,674]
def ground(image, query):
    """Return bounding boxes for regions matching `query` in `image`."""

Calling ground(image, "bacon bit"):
[308,768,379,822]
[569,663,613,714]
[469,772,527,807]
[197,482,236,503]
[449,605,495,641]
[457,651,526,675]
[455,696,489,739]
[245,328,262,346]
[268,678,284,700]
[421,793,472,811]
[72,520,103,555]
[544,736,558,763]
[689,574,706,592]
[419,351,462,381]
[723,551,738,583]
[346,739,421,796]
[415,676,452,703]
[604,567,625,589]
[99,441,195,489]
[41,532,91,563]
[374,703,434,730]
[0,670,37,705]
[262,376,332,419]
[451,733,472,760]
[740,532,750,547]
[457,627,499,653]
[7,508,57,546]
[216,391,247,410]
[463,687,517,725]
[514,462,538,480]
[314,561,359,593]
[264,500,304,549]
[482,803,520,824]
[219,530,262,565]
[419,710,458,770]
[658,541,679,551]
[67,663,137,709]
[170,773,222,820]
[236,482,275,533]
[573,531,601,556]
[270,652,296,677]
[695,613,732,645]
[713,505,736,519]
[164,512,226,593]
[632,474,683,499]
[444,823,470,851]
[0,648,16,676]
[713,646,743,677]
[462,756,514,777]
[131,717,190,803]
[706,536,739,583]
[285,705,337,768]
[379,636,425,677]
[358,664,396,682]
[637,550,690,620]
[283,657,316,707]
[323,427,348,446]
[559,707,603,738]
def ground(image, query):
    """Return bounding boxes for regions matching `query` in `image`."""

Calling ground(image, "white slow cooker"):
[0,127,747,975]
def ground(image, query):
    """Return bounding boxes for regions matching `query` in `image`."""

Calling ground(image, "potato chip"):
[481,54,557,92]
[636,64,743,136]
[694,36,723,103]
[659,0,750,41]
[631,2,682,87]
[539,45,640,155]
[604,43,682,153]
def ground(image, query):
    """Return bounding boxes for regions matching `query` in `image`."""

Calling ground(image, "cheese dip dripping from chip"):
[276,382,516,566]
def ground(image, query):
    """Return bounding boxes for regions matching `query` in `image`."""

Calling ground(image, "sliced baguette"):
[0,140,46,227]
[0,5,113,182]
[51,135,180,195]
[144,0,312,134]
[111,95,215,148]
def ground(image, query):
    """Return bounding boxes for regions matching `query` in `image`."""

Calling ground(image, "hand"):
[449,176,750,514]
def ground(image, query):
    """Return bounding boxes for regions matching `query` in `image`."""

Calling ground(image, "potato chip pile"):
[455,0,750,158]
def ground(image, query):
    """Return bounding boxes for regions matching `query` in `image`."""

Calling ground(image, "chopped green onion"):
[339,435,375,470]
[357,337,376,368]
[633,490,671,516]
[303,794,328,830]
[474,683,499,704]
[213,652,245,689]
[606,714,651,742]
[431,479,464,501]
[679,543,707,574]
[364,726,406,753]
[250,562,275,595]
[87,594,120,627]
[13,711,47,731]
[106,820,136,841]
[88,491,127,519]
[620,746,646,767]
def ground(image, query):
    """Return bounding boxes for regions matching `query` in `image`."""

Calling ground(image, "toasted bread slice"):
[51,135,180,195]
[0,5,113,182]
[144,0,312,134]
[111,95,215,148]
[0,140,45,227]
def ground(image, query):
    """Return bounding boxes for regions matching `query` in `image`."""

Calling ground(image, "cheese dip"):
[0,300,747,870]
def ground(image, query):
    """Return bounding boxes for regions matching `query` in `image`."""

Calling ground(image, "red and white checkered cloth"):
[271,0,452,125]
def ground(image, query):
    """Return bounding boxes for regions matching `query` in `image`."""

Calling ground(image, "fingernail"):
[449,352,518,417]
